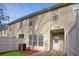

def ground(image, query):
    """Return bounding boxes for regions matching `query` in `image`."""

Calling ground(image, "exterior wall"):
[50,4,75,32]
[3,12,51,51]
[50,4,76,52]
[31,12,51,51]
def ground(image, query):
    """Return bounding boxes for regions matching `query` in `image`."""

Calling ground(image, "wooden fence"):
[0,37,23,52]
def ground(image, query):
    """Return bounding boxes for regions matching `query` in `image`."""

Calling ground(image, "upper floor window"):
[9,26,11,31]
[19,21,23,29]
[73,4,79,21]
[29,18,32,26]
[52,10,59,21]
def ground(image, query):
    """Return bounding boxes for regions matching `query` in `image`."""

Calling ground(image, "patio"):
[32,50,64,56]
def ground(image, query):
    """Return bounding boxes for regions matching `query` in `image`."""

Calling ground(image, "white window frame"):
[29,18,32,26]
[19,21,23,29]
[33,35,37,46]
[29,35,33,46]
[29,34,43,47]
[52,9,59,21]
[9,26,11,31]
[37,34,43,46]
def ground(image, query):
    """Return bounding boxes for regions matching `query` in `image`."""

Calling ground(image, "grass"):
[0,51,30,56]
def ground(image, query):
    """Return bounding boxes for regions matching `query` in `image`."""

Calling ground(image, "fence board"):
[0,37,23,52]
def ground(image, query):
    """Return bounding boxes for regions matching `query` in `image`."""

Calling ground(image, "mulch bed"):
[22,49,38,55]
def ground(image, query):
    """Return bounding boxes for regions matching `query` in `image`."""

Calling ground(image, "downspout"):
[49,8,52,51]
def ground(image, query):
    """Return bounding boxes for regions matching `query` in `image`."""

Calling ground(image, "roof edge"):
[7,3,74,25]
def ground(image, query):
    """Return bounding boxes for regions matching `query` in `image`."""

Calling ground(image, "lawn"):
[0,51,30,56]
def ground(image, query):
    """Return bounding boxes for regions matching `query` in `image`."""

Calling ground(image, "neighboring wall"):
[66,21,79,56]
[66,4,79,56]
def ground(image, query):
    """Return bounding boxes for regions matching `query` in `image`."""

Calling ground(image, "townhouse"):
[0,3,79,55]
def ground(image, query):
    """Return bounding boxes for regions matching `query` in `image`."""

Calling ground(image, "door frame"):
[50,28,64,51]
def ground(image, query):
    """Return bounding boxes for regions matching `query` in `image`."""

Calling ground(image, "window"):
[29,34,43,46]
[52,10,59,21]
[73,4,79,24]
[4,30,6,34]
[38,34,43,46]
[19,21,23,29]
[18,34,24,38]
[29,35,32,46]
[9,26,11,31]
[54,36,60,43]
[74,9,79,22]
[73,4,79,21]
[55,39,58,43]
[0,31,2,35]
[29,35,37,46]
[29,18,32,26]
[33,35,37,46]
[73,4,79,15]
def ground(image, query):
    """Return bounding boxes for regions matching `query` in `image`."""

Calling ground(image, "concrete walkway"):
[32,50,64,56]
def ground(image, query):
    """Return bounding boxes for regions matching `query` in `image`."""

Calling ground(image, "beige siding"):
[32,12,51,51]
[50,5,75,32]
[66,4,79,56]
